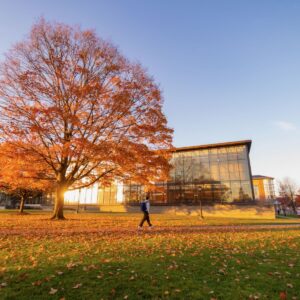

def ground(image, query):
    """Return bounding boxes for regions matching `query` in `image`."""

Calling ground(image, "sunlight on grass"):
[0,212,299,299]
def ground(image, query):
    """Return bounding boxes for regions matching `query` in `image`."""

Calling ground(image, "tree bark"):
[290,198,297,214]
[51,184,66,220]
[19,195,25,213]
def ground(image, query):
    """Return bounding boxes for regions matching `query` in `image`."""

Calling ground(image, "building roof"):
[252,175,274,180]
[174,140,252,153]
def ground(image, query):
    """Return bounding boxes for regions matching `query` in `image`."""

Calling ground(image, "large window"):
[120,144,254,205]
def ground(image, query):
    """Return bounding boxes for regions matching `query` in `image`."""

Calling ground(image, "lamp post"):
[198,186,204,219]
[76,188,81,214]
[273,199,279,216]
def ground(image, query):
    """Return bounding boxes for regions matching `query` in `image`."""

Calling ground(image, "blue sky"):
[0,0,299,185]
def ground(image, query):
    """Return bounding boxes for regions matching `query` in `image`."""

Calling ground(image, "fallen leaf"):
[279,291,287,300]
[49,288,58,295]
[32,280,42,286]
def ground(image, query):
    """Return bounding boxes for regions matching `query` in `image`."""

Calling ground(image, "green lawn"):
[0,212,299,299]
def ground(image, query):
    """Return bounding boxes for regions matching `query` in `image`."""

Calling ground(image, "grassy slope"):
[0,213,299,299]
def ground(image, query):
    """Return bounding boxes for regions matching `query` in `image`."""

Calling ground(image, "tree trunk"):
[19,195,25,213]
[51,184,66,220]
[290,198,297,214]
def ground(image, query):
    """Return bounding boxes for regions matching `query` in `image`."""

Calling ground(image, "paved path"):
[1,222,300,237]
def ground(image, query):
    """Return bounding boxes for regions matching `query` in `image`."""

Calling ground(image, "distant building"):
[252,175,275,201]
[65,140,255,206]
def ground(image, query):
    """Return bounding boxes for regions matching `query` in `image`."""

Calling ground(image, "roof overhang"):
[174,140,252,153]
[252,175,274,180]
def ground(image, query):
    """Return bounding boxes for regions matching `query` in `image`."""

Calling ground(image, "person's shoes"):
[149,225,154,229]
[137,226,142,230]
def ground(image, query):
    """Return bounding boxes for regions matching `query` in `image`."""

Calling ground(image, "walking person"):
[138,194,152,229]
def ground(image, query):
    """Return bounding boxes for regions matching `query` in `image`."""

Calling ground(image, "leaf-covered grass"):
[0,213,300,299]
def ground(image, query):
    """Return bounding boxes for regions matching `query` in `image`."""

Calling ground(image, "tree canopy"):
[0,142,54,211]
[0,19,173,219]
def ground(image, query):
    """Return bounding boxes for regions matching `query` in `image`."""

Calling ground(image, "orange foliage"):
[0,143,54,212]
[0,19,173,219]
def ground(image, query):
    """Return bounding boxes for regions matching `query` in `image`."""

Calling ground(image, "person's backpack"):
[140,201,147,212]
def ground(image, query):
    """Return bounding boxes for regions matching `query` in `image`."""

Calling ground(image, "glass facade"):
[263,179,275,200]
[120,143,254,205]
[63,141,255,206]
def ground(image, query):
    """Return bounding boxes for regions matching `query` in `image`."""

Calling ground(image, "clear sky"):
[0,0,299,186]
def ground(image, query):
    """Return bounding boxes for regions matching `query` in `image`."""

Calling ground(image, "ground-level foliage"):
[0,213,300,299]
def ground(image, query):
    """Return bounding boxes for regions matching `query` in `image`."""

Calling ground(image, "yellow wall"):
[253,179,266,200]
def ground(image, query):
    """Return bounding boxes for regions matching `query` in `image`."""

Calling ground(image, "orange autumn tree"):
[0,143,54,213]
[0,19,173,219]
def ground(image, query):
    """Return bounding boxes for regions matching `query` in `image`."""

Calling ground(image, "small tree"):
[0,187,42,214]
[0,144,53,213]
[278,177,298,214]
[0,19,173,219]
